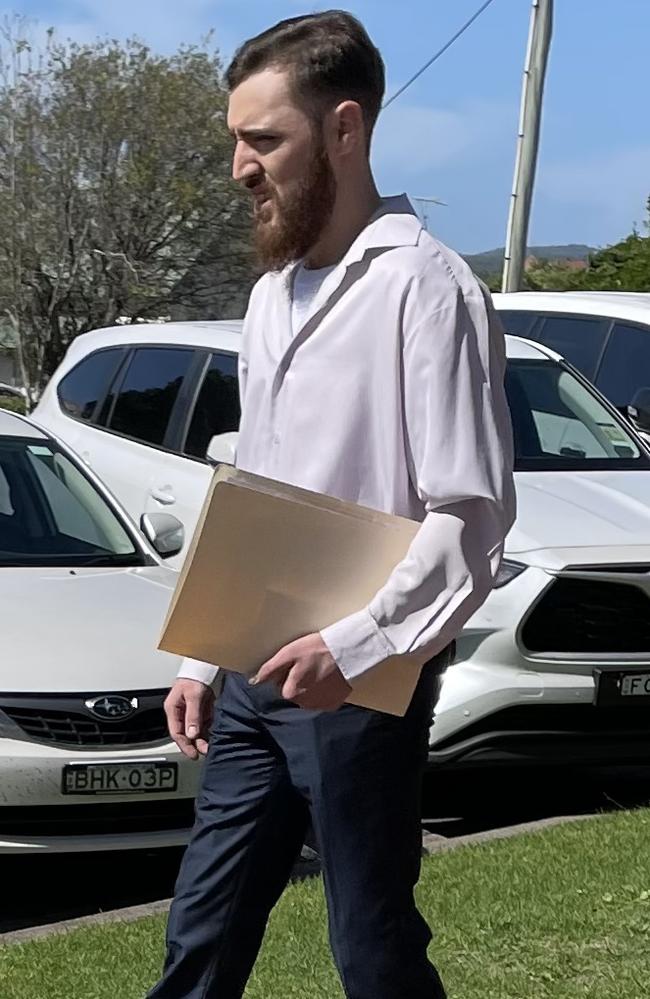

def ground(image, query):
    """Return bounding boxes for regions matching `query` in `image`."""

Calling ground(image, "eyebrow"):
[229,127,279,140]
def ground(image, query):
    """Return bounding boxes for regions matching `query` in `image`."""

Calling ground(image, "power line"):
[382,0,499,111]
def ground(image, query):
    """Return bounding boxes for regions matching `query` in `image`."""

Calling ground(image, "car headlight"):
[494,558,527,588]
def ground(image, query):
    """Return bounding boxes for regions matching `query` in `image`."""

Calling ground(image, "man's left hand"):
[252,633,352,711]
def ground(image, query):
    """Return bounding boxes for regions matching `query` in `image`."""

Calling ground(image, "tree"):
[522,259,588,292]
[0,18,255,400]
[523,198,650,293]
[579,222,650,292]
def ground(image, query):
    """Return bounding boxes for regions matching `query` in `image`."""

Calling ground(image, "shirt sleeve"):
[176,657,221,688]
[320,276,516,683]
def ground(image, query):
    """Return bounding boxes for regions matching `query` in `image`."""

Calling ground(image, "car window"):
[532,315,610,380]
[0,440,142,566]
[0,465,13,514]
[183,352,240,459]
[497,311,540,338]
[108,347,193,446]
[506,359,646,470]
[57,348,124,422]
[596,322,650,408]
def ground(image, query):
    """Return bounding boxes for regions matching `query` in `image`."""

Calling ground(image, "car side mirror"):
[628,388,650,434]
[206,431,238,466]
[140,512,184,558]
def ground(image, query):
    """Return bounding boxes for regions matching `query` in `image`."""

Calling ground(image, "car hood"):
[0,565,182,693]
[509,470,650,560]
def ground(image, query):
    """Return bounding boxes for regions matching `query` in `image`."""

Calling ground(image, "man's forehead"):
[227,67,300,130]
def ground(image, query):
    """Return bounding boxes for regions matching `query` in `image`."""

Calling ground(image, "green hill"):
[464,244,594,278]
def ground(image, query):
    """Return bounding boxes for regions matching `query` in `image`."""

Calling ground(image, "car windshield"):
[506,359,650,471]
[0,436,144,567]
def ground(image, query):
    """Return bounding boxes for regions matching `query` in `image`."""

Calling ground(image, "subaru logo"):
[85,695,138,720]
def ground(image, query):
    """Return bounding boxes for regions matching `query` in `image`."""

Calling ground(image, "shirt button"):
[272,433,280,445]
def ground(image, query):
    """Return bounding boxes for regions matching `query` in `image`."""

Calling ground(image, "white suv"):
[35,321,242,567]
[494,291,650,444]
[34,323,650,768]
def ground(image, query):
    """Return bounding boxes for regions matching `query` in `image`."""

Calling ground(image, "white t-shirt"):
[291,263,337,336]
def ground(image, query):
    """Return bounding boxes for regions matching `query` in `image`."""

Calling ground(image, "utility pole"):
[502,0,553,292]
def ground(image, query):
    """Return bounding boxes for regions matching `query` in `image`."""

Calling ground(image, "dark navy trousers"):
[148,654,450,999]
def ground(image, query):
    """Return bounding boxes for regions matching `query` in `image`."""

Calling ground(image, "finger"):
[164,694,184,737]
[165,694,199,760]
[251,653,292,687]
[281,671,309,702]
[195,737,210,756]
[184,693,204,740]
[175,735,200,760]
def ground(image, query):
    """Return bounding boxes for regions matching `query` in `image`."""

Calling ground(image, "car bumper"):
[0,826,193,855]
[429,625,650,769]
[0,736,200,854]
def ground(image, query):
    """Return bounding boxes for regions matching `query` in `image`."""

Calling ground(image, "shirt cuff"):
[176,657,220,688]
[320,608,394,683]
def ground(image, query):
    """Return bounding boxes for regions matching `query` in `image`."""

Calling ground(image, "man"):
[149,11,515,999]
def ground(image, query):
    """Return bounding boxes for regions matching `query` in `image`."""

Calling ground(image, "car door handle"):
[150,488,176,505]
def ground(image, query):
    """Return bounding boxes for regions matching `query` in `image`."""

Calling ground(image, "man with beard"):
[149,11,515,999]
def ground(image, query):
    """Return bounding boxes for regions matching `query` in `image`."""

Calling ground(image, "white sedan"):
[0,409,199,854]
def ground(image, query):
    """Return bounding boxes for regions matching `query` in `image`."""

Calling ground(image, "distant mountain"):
[463,244,595,278]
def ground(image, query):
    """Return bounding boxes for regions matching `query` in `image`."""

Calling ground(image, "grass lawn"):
[2,809,650,999]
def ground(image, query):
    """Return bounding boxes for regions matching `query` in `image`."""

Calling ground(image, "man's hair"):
[225,10,385,144]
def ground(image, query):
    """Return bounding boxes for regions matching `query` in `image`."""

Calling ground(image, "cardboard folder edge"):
[158,467,224,648]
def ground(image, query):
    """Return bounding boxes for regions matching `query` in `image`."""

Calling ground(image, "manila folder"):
[158,465,426,716]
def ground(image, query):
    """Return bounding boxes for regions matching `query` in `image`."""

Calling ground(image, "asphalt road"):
[1,766,649,935]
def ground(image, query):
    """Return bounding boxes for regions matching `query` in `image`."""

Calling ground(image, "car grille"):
[0,800,195,837]
[521,577,650,654]
[0,691,169,748]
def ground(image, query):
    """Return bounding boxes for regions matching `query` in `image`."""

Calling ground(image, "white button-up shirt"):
[179,195,516,688]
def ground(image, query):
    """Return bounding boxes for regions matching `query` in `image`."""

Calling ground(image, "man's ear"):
[331,99,366,156]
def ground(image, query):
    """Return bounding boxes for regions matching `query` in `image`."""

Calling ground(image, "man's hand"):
[252,633,352,711]
[164,678,216,760]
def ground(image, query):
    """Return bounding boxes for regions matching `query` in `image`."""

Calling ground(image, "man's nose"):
[232,143,261,184]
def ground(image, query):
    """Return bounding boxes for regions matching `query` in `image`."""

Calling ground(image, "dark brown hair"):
[225,10,385,143]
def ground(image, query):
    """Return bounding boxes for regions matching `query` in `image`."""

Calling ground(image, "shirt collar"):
[344,193,423,263]
[278,193,423,285]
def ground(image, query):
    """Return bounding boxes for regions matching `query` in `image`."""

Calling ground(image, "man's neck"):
[304,179,381,270]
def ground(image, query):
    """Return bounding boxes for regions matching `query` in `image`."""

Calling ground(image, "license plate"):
[62,762,178,796]
[594,669,650,706]
[621,673,650,697]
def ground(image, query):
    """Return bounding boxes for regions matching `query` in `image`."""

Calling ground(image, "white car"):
[34,324,650,768]
[34,321,242,567]
[493,291,650,445]
[0,409,201,854]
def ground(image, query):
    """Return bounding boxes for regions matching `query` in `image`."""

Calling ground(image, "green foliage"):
[523,261,589,292]
[580,227,650,292]
[0,393,26,413]
[523,197,650,293]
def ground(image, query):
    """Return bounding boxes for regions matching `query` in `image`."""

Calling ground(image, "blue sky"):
[7,0,650,253]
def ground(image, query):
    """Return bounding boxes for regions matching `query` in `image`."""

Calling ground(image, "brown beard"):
[252,138,337,272]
